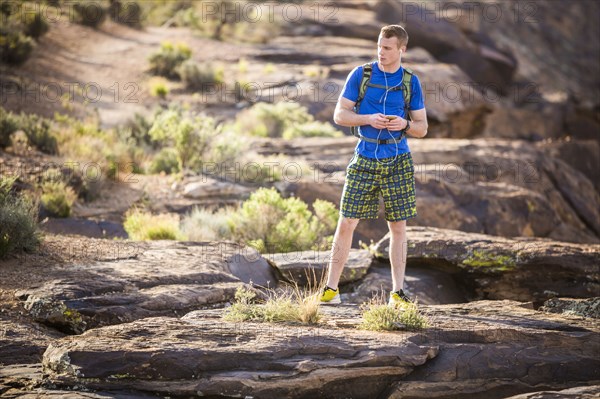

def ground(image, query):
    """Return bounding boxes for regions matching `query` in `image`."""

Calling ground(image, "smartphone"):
[385,115,397,120]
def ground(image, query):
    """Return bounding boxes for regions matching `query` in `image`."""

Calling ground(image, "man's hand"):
[385,116,408,132]
[368,113,389,129]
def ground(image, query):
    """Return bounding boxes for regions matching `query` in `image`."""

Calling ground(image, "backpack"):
[350,62,414,144]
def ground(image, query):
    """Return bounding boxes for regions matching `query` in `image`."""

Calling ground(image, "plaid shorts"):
[340,152,417,222]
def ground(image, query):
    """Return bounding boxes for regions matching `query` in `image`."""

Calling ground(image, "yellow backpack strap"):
[351,63,373,139]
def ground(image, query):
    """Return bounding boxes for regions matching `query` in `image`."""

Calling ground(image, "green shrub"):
[227,187,338,253]
[40,181,77,218]
[0,107,19,148]
[283,120,342,139]
[148,41,192,79]
[124,209,183,240]
[180,188,337,252]
[24,12,49,39]
[138,0,192,27]
[148,106,245,172]
[206,128,247,166]
[0,176,40,259]
[17,113,58,154]
[178,60,223,90]
[360,296,428,331]
[148,147,180,174]
[181,206,231,241]
[149,77,169,98]
[119,112,156,148]
[237,102,340,138]
[73,2,107,28]
[53,113,146,182]
[0,31,35,65]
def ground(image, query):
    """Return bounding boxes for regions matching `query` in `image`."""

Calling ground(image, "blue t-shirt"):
[340,62,425,159]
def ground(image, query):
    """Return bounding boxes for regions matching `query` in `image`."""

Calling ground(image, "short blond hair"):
[380,25,409,48]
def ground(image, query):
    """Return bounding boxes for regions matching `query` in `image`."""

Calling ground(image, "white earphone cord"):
[374,64,401,165]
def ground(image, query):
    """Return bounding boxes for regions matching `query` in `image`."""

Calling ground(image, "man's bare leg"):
[387,220,408,292]
[324,217,360,289]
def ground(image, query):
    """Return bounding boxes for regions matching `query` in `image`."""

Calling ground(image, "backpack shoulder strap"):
[351,62,373,138]
[402,67,414,121]
[357,62,372,106]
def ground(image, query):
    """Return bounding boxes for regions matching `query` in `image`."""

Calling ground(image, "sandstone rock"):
[42,315,438,398]
[386,300,600,399]
[182,176,253,199]
[540,297,600,319]
[373,226,600,302]
[564,105,600,142]
[0,364,43,396]
[539,139,600,194]
[412,139,600,243]
[0,317,63,366]
[479,1,600,110]
[15,241,276,333]
[267,249,372,287]
[308,6,382,41]
[345,264,467,305]
[1,384,157,398]
[500,385,600,399]
[39,300,599,399]
[374,0,517,93]
[406,62,491,138]
[480,103,566,141]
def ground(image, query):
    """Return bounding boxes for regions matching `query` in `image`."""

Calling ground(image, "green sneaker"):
[320,286,341,304]
[389,289,412,306]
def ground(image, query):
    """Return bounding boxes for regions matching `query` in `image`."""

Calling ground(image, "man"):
[320,25,428,305]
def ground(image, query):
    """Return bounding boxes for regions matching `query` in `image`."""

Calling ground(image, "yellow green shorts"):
[340,152,417,222]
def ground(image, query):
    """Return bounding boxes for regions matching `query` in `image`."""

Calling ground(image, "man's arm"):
[406,108,428,138]
[334,97,389,130]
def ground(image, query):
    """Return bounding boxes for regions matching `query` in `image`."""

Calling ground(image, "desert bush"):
[24,11,49,39]
[138,0,192,26]
[148,147,180,174]
[178,60,223,90]
[148,106,246,173]
[0,1,50,65]
[0,107,19,148]
[360,295,428,331]
[123,209,184,240]
[206,153,312,184]
[40,180,77,218]
[149,77,169,98]
[53,114,146,181]
[119,112,156,148]
[227,187,338,253]
[181,188,337,252]
[237,102,341,138]
[0,176,40,259]
[0,31,35,65]
[148,41,192,79]
[282,120,342,139]
[148,107,206,170]
[17,113,58,154]
[73,2,107,28]
[181,206,231,241]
